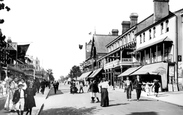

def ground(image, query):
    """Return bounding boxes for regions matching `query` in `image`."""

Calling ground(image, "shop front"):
[131,62,176,91]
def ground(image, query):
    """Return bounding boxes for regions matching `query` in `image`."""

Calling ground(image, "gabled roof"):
[93,34,118,54]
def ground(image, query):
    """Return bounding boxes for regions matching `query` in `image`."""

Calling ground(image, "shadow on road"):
[126,111,158,115]
[40,107,97,115]
[109,103,129,107]
[48,88,63,97]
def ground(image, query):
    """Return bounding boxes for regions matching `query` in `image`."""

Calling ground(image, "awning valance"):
[135,37,172,52]
[7,64,24,74]
[77,71,92,80]
[88,68,103,79]
[118,66,142,77]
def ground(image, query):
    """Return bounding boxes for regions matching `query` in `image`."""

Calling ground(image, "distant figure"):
[53,81,58,94]
[152,79,161,97]
[56,81,59,90]
[40,80,46,94]
[124,76,133,101]
[79,81,84,93]
[133,75,143,101]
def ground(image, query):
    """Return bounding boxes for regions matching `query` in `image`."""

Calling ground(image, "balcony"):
[119,58,134,66]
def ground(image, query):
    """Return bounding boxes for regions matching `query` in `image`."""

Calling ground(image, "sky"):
[1,0,183,80]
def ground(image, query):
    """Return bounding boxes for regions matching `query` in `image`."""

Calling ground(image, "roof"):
[136,12,175,35]
[93,34,118,54]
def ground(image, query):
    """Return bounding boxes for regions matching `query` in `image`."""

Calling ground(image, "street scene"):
[1,0,183,115]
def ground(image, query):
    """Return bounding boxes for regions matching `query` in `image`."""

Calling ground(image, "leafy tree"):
[69,65,82,80]
[47,69,54,81]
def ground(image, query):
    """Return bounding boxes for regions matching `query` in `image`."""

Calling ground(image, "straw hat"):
[18,82,24,87]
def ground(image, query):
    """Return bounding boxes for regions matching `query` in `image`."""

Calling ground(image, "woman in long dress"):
[4,77,18,111]
[25,81,36,115]
[99,78,109,107]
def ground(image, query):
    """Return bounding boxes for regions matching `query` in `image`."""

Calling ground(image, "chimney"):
[130,13,138,27]
[111,29,119,36]
[153,0,169,22]
[121,21,130,34]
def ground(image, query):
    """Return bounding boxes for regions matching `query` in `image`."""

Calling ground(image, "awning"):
[135,37,172,52]
[77,71,92,80]
[118,66,142,77]
[88,68,103,79]
[131,62,168,89]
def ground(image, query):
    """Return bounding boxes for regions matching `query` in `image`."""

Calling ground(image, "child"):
[12,82,25,115]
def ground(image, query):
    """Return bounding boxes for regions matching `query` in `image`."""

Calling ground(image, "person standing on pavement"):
[99,78,109,107]
[133,75,143,101]
[124,76,133,101]
[40,80,46,94]
[79,81,84,93]
[25,80,36,115]
[152,79,161,97]
[53,81,58,94]
[12,82,26,115]
[88,79,100,103]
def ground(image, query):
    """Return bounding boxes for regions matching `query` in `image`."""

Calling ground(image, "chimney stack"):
[130,13,138,27]
[111,29,119,36]
[121,21,130,34]
[153,0,169,22]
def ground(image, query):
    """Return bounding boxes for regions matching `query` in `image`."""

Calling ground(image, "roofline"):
[136,12,175,36]
[106,26,136,48]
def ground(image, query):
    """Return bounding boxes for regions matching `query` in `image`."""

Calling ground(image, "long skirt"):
[100,88,109,107]
[4,90,15,111]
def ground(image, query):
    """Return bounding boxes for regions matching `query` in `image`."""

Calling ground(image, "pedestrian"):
[124,76,133,101]
[4,77,18,112]
[152,79,161,97]
[88,79,100,103]
[79,81,84,93]
[133,75,143,101]
[53,81,58,94]
[99,78,109,107]
[25,81,36,115]
[56,81,59,90]
[12,82,25,115]
[40,80,46,94]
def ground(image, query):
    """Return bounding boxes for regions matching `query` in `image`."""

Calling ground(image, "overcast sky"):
[1,0,183,79]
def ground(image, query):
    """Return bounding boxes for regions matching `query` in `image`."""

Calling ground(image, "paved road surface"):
[40,84,183,115]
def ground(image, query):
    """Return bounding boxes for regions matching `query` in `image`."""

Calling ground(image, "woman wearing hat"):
[152,79,161,97]
[98,77,109,107]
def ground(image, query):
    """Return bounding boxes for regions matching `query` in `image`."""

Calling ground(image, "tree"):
[47,69,54,81]
[69,65,82,80]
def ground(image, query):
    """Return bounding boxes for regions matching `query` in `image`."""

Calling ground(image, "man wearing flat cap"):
[12,82,26,115]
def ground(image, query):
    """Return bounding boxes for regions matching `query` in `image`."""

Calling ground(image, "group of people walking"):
[3,76,44,115]
[86,75,161,107]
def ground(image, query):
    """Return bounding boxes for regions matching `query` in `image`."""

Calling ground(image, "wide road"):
[40,83,183,115]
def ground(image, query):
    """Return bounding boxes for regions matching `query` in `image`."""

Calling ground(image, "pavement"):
[114,86,183,107]
[0,87,51,115]
[39,84,183,115]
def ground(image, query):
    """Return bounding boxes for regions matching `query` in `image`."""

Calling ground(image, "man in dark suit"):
[133,75,143,101]
[12,82,26,115]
